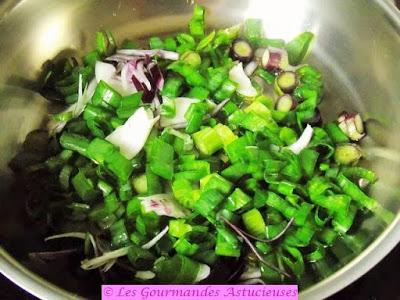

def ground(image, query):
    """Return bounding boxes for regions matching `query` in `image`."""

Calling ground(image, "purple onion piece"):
[276,71,298,93]
[338,111,365,141]
[148,63,164,90]
[262,47,289,73]
[135,60,152,90]
[131,74,154,103]
[115,53,165,105]
[307,109,322,126]
[230,39,254,63]
[130,73,145,92]
[141,85,156,103]
[105,54,138,63]
[116,49,179,60]
[144,68,155,93]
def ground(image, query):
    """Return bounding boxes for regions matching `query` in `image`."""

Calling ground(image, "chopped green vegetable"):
[12,5,389,287]
[148,138,174,180]
[71,170,97,201]
[243,19,263,43]
[225,188,252,211]
[215,227,241,257]
[242,208,266,237]
[193,127,223,155]
[91,80,122,108]
[286,32,315,65]
[189,4,205,37]
[193,189,225,219]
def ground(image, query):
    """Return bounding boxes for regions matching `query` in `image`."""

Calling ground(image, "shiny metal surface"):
[0,0,399,299]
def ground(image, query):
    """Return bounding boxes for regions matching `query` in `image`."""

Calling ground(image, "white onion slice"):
[132,60,152,91]
[287,124,314,154]
[211,98,230,116]
[120,62,138,95]
[48,77,96,134]
[229,62,257,97]
[106,107,159,159]
[135,271,156,280]
[194,264,211,283]
[102,259,117,272]
[45,232,98,257]
[139,194,189,218]
[160,97,200,127]
[94,61,132,96]
[141,226,169,250]
[244,61,258,76]
[95,61,116,83]
[81,247,130,270]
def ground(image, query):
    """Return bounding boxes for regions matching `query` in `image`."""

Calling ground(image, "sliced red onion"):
[152,94,161,118]
[122,58,165,103]
[287,124,314,154]
[131,74,154,103]
[105,54,136,63]
[244,61,258,76]
[148,62,164,90]
[261,47,289,73]
[132,60,152,91]
[229,62,257,98]
[338,112,365,141]
[120,63,138,95]
[116,49,179,60]
[139,194,189,218]
[141,226,169,250]
[95,56,163,103]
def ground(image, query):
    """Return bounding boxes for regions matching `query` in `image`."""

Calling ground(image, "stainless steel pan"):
[0,1,399,299]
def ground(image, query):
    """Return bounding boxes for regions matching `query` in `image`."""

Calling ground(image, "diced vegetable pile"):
[10,4,393,285]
